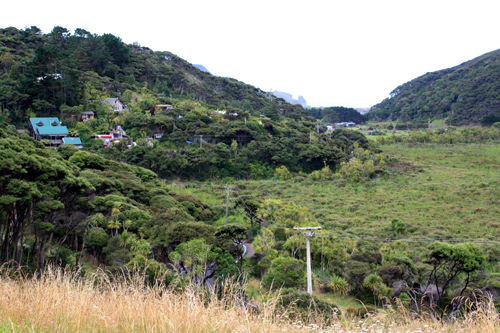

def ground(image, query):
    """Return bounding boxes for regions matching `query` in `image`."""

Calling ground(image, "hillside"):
[0,26,370,181]
[0,26,311,123]
[368,49,500,126]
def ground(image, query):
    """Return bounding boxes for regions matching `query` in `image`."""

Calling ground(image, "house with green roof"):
[28,117,69,147]
[62,137,83,149]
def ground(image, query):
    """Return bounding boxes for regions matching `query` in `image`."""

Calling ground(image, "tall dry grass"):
[0,266,499,332]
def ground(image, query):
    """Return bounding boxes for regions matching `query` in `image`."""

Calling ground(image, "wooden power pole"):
[294,226,322,295]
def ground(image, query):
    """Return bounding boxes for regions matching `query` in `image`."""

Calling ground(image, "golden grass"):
[1,267,500,332]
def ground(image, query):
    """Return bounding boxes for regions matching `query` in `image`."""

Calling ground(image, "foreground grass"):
[1,267,500,332]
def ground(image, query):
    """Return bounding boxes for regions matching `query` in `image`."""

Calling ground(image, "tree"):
[329,274,350,306]
[424,242,485,319]
[263,256,306,289]
[364,273,383,309]
[215,224,247,249]
[169,238,216,287]
[117,230,137,262]
[85,227,108,263]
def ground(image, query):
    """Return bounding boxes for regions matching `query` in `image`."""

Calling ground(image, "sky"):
[3,0,500,108]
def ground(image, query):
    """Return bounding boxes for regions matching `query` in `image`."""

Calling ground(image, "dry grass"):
[0,267,499,332]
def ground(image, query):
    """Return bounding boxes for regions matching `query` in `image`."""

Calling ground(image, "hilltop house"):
[28,117,69,147]
[95,126,129,148]
[103,98,128,116]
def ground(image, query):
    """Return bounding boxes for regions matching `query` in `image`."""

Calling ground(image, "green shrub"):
[276,288,338,320]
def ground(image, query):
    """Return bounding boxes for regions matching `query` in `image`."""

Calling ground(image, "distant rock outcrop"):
[272,90,308,108]
[193,64,210,74]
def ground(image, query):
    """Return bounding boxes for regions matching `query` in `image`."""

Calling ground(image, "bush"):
[274,165,291,180]
[277,288,338,320]
[343,305,375,318]
[263,257,306,289]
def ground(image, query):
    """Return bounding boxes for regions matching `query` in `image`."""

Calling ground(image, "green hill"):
[0,26,369,181]
[0,26,306,119]
[368,49,500,126]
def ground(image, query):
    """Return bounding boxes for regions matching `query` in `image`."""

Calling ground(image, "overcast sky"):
[3,0,500,108]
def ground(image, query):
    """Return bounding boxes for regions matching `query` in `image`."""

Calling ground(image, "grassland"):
[247,143,500,239]
[172,143,500,242]
[168,142,500,272]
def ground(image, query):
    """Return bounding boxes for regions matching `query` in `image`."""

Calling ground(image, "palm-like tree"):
[131,239,151,257]
[117,230,137,262]
[363,273,383,309]
[329,275,351,306]
[107,220,121,237]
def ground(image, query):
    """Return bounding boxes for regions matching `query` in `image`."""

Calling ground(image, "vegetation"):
[368,48,500,126]
[307,106,367,124]
[3,24,500,329]
[1,266,500,332]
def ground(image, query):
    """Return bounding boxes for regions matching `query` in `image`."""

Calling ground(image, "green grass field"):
[169,143,500,244]
[243,144,500,240]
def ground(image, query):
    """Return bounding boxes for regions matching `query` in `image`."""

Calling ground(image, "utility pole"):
[223,186,234,225]
[294,226,322,295]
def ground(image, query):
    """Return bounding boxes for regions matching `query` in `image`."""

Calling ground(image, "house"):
[326,125,334,131]
[95,126,129,148]
[156,104,173,111]
[335,122,356,128]
[81,111,95,122]
[103,98,127,115]
[28,117,69,147]
[62,137,84,149]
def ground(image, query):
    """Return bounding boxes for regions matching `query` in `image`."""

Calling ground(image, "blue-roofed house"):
[28,117,69,147]
[62,137,84,149]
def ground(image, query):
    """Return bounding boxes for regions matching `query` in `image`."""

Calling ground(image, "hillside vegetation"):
[0,26,367,180]
[3,24,500,327]
[368,49,500,126]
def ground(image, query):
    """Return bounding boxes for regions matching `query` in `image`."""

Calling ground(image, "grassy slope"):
[171,143,500,242]
[242,143,500,240]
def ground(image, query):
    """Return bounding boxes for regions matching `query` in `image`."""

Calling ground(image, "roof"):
[81,111,95,115]
[104,98,119,105]
[29,118,69,135]
[62,137,82,145]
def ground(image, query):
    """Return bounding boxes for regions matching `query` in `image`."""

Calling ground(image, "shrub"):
[263,257,306,289]
[276,288,337,320]
[274,165,291,180]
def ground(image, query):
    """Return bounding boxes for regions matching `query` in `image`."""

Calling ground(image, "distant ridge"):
[193,64,210,74]
[272,90,308,108]
[368,49,500,126]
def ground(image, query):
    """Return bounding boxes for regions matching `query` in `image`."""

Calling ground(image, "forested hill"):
[0,26,310,122]
[0,25,370,181]
[368,49,500,126]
